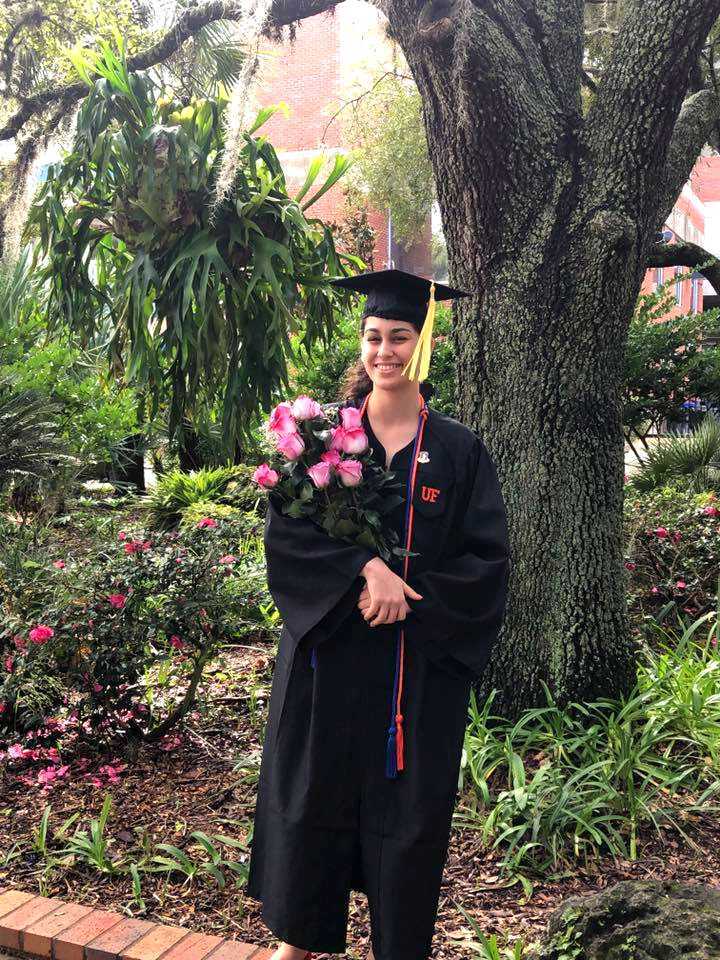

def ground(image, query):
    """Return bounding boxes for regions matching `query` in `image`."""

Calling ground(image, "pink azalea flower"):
[291,395,322,420]
[108,593,127,609]
[219,554,236,564]
[307,461,333,488]
[341,428,368,455]
[676,580,686,589]
[320,449,341,467]
[276,431,305,460]
[268,402,296,435]
[52,560,66,569]
[703,505,719,517]
[336,459,363,487]
[653,527,669,539]
[197,517,218,529]
[8,744,29,760]
[340,407,363,430]
[170,635,185,649]
[253,464,280,488]
[624,561,636,571]
[29,625,54,645]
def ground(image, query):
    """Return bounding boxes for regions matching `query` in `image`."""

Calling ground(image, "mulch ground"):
[2,643,720,960]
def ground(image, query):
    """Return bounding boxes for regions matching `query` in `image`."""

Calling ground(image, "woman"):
[246,269,511,960]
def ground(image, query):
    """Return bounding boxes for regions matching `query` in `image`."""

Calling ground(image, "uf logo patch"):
[421,485,440,503]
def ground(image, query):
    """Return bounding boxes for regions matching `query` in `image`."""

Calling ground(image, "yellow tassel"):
[402,281,436,382]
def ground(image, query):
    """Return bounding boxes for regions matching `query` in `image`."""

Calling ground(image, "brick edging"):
[0,889,272,960]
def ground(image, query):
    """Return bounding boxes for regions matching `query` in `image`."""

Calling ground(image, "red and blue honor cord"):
[309,392,429,779]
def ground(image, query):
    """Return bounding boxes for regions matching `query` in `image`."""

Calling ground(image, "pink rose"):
[653,527,668,539]
[340,407,363,430]
[320,449,341,467]
[170,635,185,649]
[672,531,681,543]
[29,625,54,645]
[624,561,636,571]
[107,594,127,609]
[307,461,333,488]
[336,459,363,487]
[676,580,686,589]
[341,428,369,455]
[268,402,297,435]
[276,431,305,460]
[703,505,719,517]
[329,425,347,451]
[291,395,322,420]
[52,560,66,569]
[4,656,14,672]
[118,531,127,541]
[219,554,236,564]
[197,517,218,529]
[253,464,279,488]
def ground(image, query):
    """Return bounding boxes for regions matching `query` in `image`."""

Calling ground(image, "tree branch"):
[656,88,720,228]
[0,0,344,142]
[585,0,720,214]
[647,239,720,294]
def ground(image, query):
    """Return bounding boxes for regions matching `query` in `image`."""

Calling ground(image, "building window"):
[675,266,683,305]
[690,272,702,313]
[655,267,664,289]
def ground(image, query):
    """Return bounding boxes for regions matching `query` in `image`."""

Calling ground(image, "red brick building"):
[639,152,720,317]
[254,2,432,275]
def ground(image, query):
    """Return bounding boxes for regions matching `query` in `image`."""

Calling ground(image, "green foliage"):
[343,67,435,248]
[623,483,719,632]
[623,277,720,446]
[628,413,720,494]
[26,39,360,454]
[0,516,273,740]
[0,255,139,471]
[145,465,258,530]
[0,380,70,491]
[456,615,720,895]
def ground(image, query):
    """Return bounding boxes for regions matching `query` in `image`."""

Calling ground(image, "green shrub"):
[144,465,258,530]
[629,413,720,494]
[623,483,719,637]
[456,613,720,895]
[0,517,274,745]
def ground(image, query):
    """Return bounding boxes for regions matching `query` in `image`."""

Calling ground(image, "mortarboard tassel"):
[310,646,317,669]
[402,280,436,383]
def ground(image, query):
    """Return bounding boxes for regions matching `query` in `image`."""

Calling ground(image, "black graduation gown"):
[246,396,511,960]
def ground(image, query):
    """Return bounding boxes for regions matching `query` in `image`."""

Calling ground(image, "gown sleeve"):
[263,496,377,650]
[407,436,511,683]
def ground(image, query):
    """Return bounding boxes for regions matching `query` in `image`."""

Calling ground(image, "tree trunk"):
[376,0,720,717]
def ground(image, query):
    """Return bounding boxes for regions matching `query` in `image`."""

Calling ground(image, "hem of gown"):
[258,899,349,955]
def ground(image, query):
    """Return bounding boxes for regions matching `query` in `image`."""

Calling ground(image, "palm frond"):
[630,412,720,493]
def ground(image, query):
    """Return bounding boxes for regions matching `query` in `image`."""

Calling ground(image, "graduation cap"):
[329,269,470,383]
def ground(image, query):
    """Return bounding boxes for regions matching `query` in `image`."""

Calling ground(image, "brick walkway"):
[0,889,272,960]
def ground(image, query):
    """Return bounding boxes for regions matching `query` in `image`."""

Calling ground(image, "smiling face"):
[360,315,422,390]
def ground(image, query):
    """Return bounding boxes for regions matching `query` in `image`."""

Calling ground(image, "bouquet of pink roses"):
[252,395,407,562]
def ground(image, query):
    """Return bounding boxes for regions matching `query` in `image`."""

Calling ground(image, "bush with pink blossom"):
[624,483,720,643]
[0,517,272,746]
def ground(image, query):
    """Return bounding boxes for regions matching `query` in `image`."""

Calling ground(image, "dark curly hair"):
[337,315,435,405]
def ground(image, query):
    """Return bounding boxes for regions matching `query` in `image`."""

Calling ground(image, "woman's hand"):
[358,557,423,627]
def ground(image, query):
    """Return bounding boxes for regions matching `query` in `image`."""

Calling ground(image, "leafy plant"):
[144,465,257,530]
[628,412,720,493]
[26,38,360,455]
